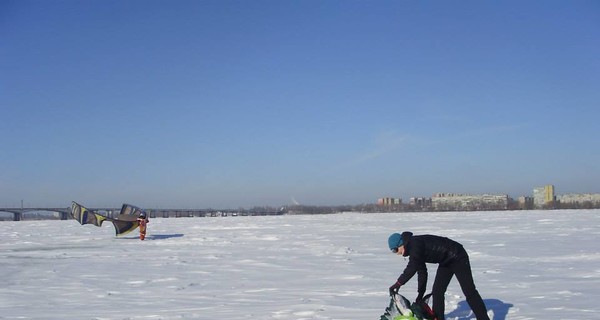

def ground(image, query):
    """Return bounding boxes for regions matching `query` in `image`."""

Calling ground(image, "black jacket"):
[397,232,468,294]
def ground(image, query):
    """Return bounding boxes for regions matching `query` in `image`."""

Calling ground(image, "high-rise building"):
[409,197,432,209]
[533,185,555,208]
[377,197,402,206]
[517,196,534,210]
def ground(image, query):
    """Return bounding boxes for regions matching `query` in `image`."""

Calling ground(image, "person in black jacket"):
[388,231,490,320]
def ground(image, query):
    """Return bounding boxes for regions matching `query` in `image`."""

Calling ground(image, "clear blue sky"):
[1,0,599,209]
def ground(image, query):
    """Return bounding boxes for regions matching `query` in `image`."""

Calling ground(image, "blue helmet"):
[388,233,403,251]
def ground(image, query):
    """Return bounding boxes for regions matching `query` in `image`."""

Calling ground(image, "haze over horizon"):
[2,1,599,208]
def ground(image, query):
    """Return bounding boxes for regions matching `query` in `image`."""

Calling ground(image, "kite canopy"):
[70,201,144,236]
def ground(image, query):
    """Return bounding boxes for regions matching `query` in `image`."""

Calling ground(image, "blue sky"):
[1,0,599,208]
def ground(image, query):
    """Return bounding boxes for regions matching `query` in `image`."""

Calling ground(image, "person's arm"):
[390,254,422,296]
[398,256,425,285]
[398,239,425,285]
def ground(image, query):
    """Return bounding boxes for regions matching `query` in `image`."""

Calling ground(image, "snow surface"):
[1,210,599,319]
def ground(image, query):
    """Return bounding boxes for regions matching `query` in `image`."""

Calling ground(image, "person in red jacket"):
[137,212,149,240]
[388,231,489,320]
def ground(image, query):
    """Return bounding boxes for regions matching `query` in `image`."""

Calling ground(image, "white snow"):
[1,210,599,319]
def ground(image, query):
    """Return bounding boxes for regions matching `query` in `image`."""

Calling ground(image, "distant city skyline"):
[2,1,599,209]
[2,183,597,210]
[384,184,597,200]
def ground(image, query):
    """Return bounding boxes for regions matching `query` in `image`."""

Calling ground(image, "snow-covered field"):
[1,210,599,319]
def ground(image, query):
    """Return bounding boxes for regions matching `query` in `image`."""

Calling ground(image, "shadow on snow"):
[146,233,184,240]
[446,299,513,320]
[116,234,185,240]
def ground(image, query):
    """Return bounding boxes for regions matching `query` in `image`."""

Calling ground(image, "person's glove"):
[415,292,424,302]
[389,281,401,296]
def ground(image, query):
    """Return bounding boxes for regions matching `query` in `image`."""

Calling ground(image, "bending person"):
[388,232,489,320]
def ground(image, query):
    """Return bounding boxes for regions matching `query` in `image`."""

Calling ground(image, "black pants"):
[431,256,489,320]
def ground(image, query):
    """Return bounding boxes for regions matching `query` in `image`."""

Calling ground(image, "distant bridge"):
[0,207,285,221]
[0,208,73,221]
